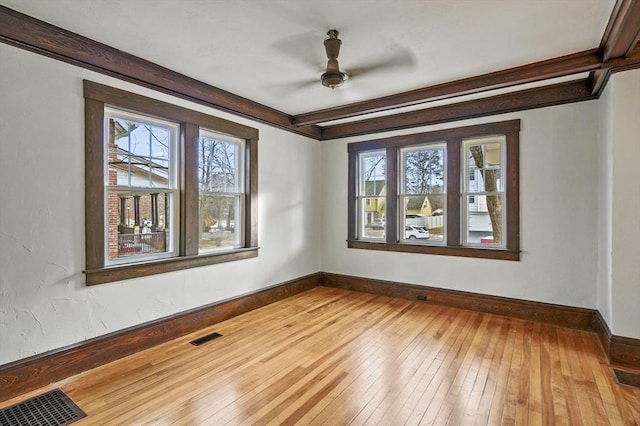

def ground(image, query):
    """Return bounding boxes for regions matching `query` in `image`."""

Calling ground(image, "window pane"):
[403,147,444,194]
[199,194,241,251]
[199,137,241,193]
[360,152,385,196]
[107,190,171,260]
[108,117,173,189]
[361,197,385,239]
[465,139,503,193]
[466,195,503,246]
[198,133,244,253]
[467,169,504,193]
[402,195,445,243]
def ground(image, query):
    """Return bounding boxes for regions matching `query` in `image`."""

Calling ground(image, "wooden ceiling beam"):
[292,49,602,127]
[591,0,640,97]
[321,79,596,140]
[0,5,322,140]
[600,0,640,62]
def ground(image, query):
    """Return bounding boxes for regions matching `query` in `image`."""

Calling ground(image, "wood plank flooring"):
[2,287,639,425]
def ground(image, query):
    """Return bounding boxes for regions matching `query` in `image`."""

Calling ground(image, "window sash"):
[399,143,446,245]
[346,119,519,261]
[357,150,386,240]
[462,137,506,249]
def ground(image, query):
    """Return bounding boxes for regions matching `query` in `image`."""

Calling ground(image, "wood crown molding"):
[0,273,322,402]
[600,0,640,62]
[293,49,603,127]
[321,79,596,140]
[0,5,321,140]
[591,0,640,95]
[2,4,640,142]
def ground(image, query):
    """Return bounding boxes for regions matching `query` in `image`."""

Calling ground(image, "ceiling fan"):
[321,29,347,89]
[268,29,415,95]
[319,29,416,91]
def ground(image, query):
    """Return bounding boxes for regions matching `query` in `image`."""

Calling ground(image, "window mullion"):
[182,122,199,256]
[446,138,461,247]
[506,131,520,252]
[385,147,398,244]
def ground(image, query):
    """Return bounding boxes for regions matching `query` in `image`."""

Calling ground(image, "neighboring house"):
[363,179,385,223]
[108,143,169,259]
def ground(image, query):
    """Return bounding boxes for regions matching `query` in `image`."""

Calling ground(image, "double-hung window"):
[198,132,245,253]
[400,144,445,243]
[84,81,258,285]
[105,109,179,264]
[348,120,520,260]
[358,150,386,240]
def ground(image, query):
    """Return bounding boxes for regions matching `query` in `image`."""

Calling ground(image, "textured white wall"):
[610,69,640,339]
[0,44,322,364]
[321,103,601,309]
[2,41,639,367]
[597,78,614,330]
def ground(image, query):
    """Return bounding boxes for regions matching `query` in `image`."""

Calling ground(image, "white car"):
[405,225,430,240]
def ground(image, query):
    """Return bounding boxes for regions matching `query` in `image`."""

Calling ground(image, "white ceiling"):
[1,0,616,115]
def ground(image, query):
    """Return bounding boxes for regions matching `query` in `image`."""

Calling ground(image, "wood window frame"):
[347,120,520,261]
[84,81,259,285]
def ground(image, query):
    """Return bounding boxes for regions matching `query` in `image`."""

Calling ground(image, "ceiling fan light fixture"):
[321,71,345,89]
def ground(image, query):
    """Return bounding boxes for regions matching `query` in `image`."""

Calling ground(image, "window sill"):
[84,247,259,285]
[347,240,520,261]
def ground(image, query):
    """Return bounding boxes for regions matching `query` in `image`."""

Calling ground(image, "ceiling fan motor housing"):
[322,30,345,89]
[321,70,346,89]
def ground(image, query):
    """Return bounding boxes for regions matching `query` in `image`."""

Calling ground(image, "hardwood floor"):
[2,287,639,425]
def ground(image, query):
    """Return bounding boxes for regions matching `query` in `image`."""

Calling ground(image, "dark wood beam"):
[600,0,640,62]
[589,69,613,96]
[292,49,602,127]
[0,5,322,140]
[321,79,596,140]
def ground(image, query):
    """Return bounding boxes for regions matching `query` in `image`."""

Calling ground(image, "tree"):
[199,138,237,232]
[405,150,443,194]
[469,146,502,244]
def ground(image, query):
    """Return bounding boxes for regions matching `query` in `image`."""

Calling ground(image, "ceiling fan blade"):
[346,46,417,79]
[271,32,325,70]
[262,78,318,97]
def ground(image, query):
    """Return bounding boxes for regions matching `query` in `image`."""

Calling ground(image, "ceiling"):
[0,0,616,118]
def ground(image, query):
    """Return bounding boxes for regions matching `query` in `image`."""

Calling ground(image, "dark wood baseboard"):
[3,271,638,402]
[594,310,613,360]
[610,336,640,369]
[0,272,322,402]
[322,272,640,371]
[321,272,596,331]
[594,311,640,370]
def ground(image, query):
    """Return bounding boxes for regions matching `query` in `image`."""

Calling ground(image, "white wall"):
[2,42,638,367]
[609,69,640,339]
[597,77,614,330]
[0,44,322,365]
[321,103,601,309]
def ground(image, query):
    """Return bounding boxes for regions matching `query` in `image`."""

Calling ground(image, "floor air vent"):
[613,368,640,388]
[190,332,223,346]
[0,388,86,426]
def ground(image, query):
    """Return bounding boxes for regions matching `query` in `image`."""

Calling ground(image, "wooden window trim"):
[84,81,259,285]
[347,119,520,261]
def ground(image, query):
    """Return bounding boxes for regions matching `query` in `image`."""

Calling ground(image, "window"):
[400,144,445,243]
[358,150,386,240]
[198,132,245,253]
[84,81,259,285]
[105,109,179,265]
[348,120,519,260]
[463,136,505,247]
